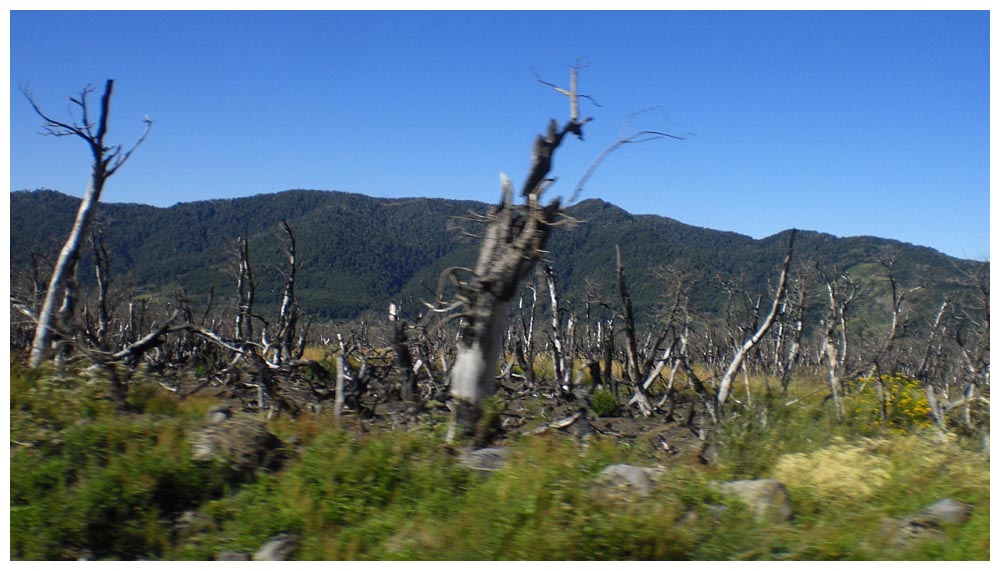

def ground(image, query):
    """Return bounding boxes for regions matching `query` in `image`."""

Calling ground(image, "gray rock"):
[699,441,720,466]
[893,498,974,549]
[600,464,651,494]
[916,498,973,526]
[205,404,231,425]
[253,533,299,561]
[710,479,794,523]
[172,509,202,536]
[458,447,511,472]
[191,414,284,474]
[599,464,665,496]
[215,551,250,561]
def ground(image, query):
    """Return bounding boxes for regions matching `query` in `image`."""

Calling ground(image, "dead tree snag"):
[25,80,151,367]
[615,245,655,416]
[441,66,593,441]
[716,229,796,411]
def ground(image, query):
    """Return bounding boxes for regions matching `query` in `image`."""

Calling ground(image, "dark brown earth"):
[185,370,712,469]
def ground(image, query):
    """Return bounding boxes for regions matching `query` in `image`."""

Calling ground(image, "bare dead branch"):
[570,111,686,205]
[110,311,182,363]
[25,79,152,368]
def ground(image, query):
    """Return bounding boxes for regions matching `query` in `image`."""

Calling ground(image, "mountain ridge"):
[9,188,980,325]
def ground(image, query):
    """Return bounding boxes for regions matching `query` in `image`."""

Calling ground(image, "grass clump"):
[10,362,235,560]
[10,411,233,560]
[772,437,892,500]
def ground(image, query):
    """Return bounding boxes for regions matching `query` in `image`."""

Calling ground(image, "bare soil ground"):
[185,371,710,469]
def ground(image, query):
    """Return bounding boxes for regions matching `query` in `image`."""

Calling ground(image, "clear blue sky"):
[9,10,990,260]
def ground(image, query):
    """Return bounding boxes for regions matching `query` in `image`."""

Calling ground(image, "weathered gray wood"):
[445,75,587,439]
[717,230,796,410]
[26,80,151,368]
[616,245,654,416]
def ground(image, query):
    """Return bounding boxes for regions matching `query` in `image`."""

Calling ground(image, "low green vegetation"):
[9,361,989,561]
[590,388,619,418]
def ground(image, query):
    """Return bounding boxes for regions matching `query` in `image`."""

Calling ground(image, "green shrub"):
[177,428,478,559]
[10,362,232,560]
[11,414,233,560]
[590,388,619,417]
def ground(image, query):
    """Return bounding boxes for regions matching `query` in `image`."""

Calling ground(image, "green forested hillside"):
[9,188,981,323]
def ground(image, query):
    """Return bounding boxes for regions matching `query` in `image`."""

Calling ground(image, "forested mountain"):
[9,188,982,326]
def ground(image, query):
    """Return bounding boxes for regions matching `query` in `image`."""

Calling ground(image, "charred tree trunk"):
[615,245,654,416]
[90,227,111,350]
[234,237,255,343]
[778,277,806,393]
[274,220,300,365]
[447,177,562,441]
[389,303,419,411]
[816,267,859,419]
[446,71,589,440]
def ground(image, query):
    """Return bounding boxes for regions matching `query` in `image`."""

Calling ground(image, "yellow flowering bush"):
[845,373,933,434]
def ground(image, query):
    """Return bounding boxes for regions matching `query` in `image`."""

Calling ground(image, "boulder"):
[915,498,974,526]
[253,533,300,561]
[191,413,284,475]
[710,479,794,523]
[599,464,665,496]
[892,498,974,549]
[205,404,232,425]
[458,447,511,472]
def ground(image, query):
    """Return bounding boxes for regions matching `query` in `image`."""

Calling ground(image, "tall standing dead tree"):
[511,281,539,390]
[545,264,576,393]
[25,80,152,368]
[615,245,655,416]
[816,264,861,418]
[716,230,796,411]
[442,65,593,441]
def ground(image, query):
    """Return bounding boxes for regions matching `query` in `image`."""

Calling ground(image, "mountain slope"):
[9,189,981,323]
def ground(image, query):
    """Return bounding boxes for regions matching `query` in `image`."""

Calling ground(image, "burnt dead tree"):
[869,253,923,377]
[440,65,595,441]
[914,262,989,434]
[513,281,540,390]
[950,262,990,430]
[716,230,796,412]
[272,220,302,365]
[25,80,152,368]
[444,173,567,441]
[580,281,618,398]
[643,264,696,409]
[234,237,256,343]
[860,253,923,422]
[389,302,419,411]
[816,264,861,418]
[86,227,113,351]
[545,264,576,394]
[614,246,656,416]
[775,271,808,393]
